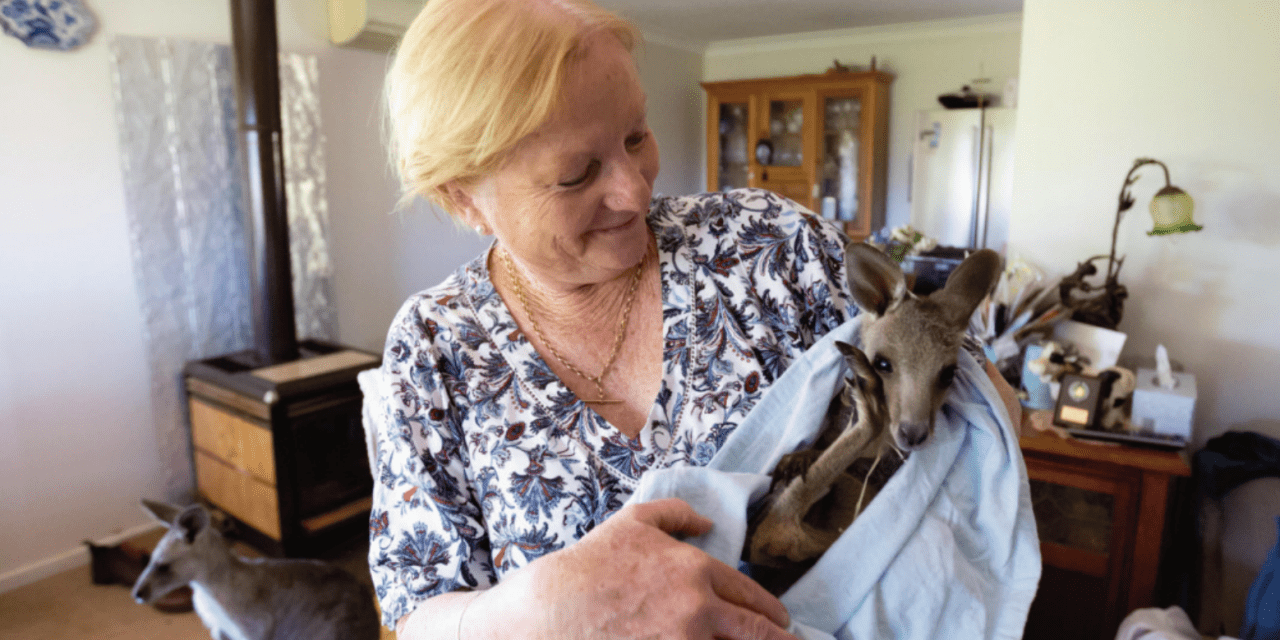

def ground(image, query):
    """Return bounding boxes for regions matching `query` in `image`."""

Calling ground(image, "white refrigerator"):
[908,107,1016,251]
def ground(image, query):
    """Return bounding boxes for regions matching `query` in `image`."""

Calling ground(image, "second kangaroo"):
[745,243,1001,590]
[131,499,380,640]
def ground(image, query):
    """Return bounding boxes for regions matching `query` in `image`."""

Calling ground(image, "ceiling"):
[595,0,1023,47]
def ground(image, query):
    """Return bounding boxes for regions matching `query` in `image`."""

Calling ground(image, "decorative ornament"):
[0,0,97,50]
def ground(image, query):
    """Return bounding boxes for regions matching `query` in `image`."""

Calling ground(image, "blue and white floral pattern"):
[0,0,95,50]
[367,189,854,627]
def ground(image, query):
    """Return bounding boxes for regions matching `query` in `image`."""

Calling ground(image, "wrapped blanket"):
[625,317,1042,639]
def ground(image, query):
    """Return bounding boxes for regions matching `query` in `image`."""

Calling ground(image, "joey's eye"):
[939,365,958,387]
[154,563,171,575]
[873,355,893,374]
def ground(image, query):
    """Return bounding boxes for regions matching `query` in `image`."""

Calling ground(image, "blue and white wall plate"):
[1,0,96,51]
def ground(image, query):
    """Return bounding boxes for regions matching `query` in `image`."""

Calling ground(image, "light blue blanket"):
[626,317,1042,639]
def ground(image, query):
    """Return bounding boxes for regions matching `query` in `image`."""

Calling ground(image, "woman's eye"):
[558,161,598,188]
[625,131,647,150]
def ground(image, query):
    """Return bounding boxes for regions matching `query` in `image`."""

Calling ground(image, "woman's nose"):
[603,158,651,212]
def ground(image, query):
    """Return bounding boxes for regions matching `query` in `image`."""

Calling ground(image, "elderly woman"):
[369,1,1018,638]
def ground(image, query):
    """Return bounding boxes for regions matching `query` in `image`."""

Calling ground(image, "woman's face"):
[458,33,660,290]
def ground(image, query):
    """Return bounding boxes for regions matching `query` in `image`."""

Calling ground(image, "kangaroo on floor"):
[745,243,1001,593]
[131,499,380,640]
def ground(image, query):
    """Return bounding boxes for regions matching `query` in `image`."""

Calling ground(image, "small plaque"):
[1053,373,1104,429]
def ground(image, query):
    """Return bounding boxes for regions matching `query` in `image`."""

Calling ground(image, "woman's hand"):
[464,498,799,640]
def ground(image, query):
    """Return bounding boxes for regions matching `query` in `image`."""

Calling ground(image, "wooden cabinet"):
[1019,423,1191,640]
[702,69,893,241]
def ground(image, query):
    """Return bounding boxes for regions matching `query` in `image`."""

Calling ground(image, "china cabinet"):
[702,69,893,240]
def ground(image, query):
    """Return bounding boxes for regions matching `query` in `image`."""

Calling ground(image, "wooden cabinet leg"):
[1128,470,1173,612]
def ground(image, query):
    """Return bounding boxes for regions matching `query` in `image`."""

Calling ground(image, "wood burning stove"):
[185,341,377,557]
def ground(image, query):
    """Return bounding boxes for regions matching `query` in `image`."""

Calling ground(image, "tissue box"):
[1131,368,1196,440]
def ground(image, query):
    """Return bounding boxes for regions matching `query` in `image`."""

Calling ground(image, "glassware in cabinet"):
[819,96,862,222]
[717,102,750,191]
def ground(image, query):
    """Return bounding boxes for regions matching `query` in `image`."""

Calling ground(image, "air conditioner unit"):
[328,0,425,52]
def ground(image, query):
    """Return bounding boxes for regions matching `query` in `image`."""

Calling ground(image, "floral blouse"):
[367,189,854,627]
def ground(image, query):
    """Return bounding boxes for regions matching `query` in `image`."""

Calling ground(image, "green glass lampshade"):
[1148,185,1202,235]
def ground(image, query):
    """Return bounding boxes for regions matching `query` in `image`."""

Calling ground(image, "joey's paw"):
[750,519,835,564]
[771,449,823,490]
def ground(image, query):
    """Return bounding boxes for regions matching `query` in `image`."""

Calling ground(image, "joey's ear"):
[935,248,1001,328]
[835,340,873,376]
[175,504,211,544]
[845,243,907,318]
[140,499,182,527]
[835,340,858,358]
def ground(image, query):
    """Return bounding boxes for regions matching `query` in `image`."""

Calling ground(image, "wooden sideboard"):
[1019,420,1192,640]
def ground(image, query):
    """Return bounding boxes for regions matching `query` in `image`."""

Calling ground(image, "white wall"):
[638,40,706,199]
[0,2,703,591]
[702,15,1023,230]
[1010,0,1280,449]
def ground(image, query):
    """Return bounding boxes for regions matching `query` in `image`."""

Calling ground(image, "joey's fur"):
[131,500,380,640]
[745,243,1001,593]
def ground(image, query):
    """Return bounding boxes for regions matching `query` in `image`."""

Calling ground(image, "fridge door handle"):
[907,152,913,204]
[979,124,995,249]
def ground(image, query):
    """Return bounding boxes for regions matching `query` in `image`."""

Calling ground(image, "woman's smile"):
[591,215,639,236]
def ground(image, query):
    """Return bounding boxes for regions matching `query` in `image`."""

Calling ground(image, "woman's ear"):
[441,180,491,234]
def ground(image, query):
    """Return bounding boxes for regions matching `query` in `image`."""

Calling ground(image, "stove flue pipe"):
[228,0,299,365]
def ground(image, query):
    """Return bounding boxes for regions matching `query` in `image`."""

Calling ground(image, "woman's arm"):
[396,590,482,639]
[984,359,1023,430]
[397,499,799,640]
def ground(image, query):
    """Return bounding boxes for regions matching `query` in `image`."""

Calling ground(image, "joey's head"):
[845,243,1001,451]
[131,500,220,605]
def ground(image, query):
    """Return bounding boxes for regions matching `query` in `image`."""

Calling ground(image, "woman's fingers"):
[707,558,792,630]
[629,499,793,633]
[508,498,798,640]
[707,600,801,640]
[629,497,715,538]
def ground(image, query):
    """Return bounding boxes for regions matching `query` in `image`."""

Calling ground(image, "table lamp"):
[1059,157,1204,330]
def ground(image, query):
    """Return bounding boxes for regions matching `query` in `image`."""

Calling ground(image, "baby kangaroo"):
[131,499,380,640]
[745,243,1001,591]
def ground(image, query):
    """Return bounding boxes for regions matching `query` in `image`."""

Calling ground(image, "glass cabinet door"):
[1029,479,1115,555]
[818,95,862,221]
[761,98,804,168]
[716,102,750,191]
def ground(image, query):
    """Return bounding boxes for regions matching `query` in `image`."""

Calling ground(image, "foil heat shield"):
[110,37,334,500]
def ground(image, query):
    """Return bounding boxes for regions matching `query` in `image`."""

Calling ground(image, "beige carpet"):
[0,563,209,640]
[0,536,395,640]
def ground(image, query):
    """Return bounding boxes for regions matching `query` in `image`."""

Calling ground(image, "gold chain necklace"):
[501,248,644,406]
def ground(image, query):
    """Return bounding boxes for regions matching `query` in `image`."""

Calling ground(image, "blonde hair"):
[385,0,642,216]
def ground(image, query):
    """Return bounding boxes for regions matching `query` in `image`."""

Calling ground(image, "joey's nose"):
[900,423,930,448]
[133,584,150,603]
